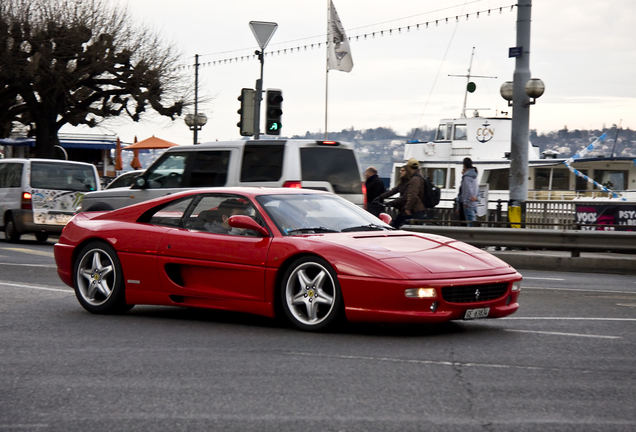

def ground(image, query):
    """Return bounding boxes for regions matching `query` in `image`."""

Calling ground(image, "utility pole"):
[509,0,532,215]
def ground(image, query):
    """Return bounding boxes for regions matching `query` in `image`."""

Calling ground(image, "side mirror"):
[228,215,270,237]
[134,177,146,189]
[378,213,392,225]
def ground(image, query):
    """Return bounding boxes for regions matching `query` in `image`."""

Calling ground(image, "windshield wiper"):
[287,227,338,235]
[340,224,391,232]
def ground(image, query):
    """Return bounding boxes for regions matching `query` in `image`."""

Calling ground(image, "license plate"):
[464,308,490,320]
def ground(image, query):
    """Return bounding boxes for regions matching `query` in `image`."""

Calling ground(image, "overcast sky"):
[70,0,636,145]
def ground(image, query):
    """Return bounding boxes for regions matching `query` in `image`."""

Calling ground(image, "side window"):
[188,151,230,187]
[185,194,264,237]
[454,125,467,140]
[240,144,284,182]
[0,163,24,188]
[144,153,188,189]
[145,197,194,228]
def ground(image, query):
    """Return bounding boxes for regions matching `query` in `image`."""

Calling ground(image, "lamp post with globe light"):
[185,54,207,145]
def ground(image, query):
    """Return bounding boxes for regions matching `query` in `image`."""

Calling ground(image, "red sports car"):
[55,188,521,331]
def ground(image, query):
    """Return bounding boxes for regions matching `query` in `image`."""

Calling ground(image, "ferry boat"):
[391,112,635,208]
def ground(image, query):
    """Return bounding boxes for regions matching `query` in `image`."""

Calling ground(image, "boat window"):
[435,123,452,141]
[575,170,588,191]
[454,125,467,140]
[449,168,456,189]
[483,169,509,191]
[534,168,569,190]
[593,170,628,190]
[421,168,446,188]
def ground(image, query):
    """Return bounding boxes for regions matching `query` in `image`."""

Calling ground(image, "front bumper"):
[340,273,521,323]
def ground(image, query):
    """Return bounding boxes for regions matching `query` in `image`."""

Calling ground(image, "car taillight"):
[21,192,32,210]
[362,183,367,209]
[315,140,339,146]
[283,181,302,189]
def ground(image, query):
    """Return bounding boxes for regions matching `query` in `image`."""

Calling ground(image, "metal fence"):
[397,199,633,230]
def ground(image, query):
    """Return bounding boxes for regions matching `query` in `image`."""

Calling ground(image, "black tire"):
[280,256,344,332]
[73,241,132,314]
[5,218,21,243]
[35,232,48,243]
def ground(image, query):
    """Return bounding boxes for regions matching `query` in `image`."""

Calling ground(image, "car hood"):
[319,232,511,278]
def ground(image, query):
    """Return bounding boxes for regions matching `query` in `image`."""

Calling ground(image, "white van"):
[0,159,100,242]
[78,139,364,212]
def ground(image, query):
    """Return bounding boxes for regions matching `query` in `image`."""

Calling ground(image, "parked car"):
[77,139,364,212]
[55,187,522,331]
[0,158,100,242]
[104,170,145,189]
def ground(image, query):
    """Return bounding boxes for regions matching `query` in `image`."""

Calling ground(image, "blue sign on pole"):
[509,47,522,58]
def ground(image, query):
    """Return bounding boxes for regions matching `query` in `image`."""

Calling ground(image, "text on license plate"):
[464,308,490,320]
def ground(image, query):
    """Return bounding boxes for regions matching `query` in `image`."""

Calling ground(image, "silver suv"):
[79,139,364,212]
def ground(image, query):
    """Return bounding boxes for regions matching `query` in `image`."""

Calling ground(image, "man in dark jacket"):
[364,166,385,217]
[404,158,427,220]
[373,165,410,228]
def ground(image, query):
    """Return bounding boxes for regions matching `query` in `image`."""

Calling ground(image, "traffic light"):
[265,89,283,135]
[237,88,255,136]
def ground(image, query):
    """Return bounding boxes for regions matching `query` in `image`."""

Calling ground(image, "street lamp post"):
[185,54,207,145]
[185,113,207,144]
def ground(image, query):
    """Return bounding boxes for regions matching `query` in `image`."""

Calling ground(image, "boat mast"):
[449,47,496,118]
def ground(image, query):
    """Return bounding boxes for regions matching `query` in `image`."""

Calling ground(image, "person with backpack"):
[373,165,410,228]
[404,158,428,221]
[457,157,479,226]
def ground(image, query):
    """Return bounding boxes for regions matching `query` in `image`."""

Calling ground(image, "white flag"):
[327,1,353,72]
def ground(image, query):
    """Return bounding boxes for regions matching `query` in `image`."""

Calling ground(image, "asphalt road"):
[1,234,635,431]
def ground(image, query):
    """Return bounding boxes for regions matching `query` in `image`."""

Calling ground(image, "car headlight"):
[511,281,521,292]
[405,288,437,299]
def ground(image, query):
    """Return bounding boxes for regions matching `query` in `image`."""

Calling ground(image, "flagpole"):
[324,0,330,140]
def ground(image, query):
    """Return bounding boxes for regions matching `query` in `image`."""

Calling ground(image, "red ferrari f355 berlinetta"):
[55,188,521,331]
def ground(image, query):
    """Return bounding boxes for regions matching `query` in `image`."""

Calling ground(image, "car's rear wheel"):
[35,232,48,242]
[281,256,343,331]
[5,218,21,243]
[73,241,132,314]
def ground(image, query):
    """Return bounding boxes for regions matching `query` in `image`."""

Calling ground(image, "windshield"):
[30,162,97,192]
[256,193,392,235]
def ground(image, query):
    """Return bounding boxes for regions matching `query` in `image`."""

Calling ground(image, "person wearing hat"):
[404,158,427,221]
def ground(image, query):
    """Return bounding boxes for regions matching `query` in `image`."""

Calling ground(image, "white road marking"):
[0,281,72,293]
[523,277,565,281]
[0,262,57,268]
[286,351,547,371]
[524,286,636,295]
[504,329,621,339]
[0,247,54,257]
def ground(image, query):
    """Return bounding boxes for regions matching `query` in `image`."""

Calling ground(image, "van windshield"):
[300,147,362,194]
[31,162,97,192]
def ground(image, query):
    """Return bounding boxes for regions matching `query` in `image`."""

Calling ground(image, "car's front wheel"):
[280,256,343,331]
[73,241,132,314]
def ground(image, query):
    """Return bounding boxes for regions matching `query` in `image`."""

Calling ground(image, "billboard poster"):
[575,204,636,231]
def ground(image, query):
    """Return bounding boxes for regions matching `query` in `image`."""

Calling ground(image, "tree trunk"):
[33,112,60,159]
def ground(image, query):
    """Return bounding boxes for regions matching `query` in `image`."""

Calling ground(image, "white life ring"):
[425,142,436,155]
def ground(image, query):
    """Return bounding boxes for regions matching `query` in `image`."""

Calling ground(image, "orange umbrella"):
[114,137,123,171]
[129,136,142,170]
[122,136,179,150]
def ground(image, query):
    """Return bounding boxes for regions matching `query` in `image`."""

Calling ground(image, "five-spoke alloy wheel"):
[73,241,131,314]
[281,256,343,331]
